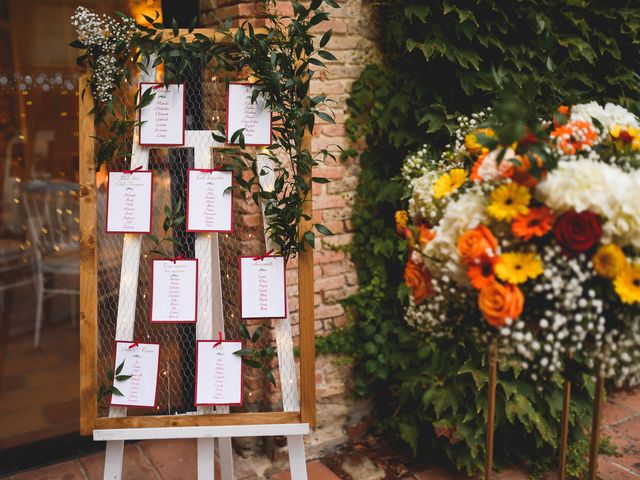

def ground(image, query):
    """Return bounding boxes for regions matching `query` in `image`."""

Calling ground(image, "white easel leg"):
[197,438,216,479]
[103,440,124,480]
[217,437,234,480]
[286,435,308,480]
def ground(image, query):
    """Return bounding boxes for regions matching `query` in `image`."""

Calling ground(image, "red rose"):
[554,210,602,256]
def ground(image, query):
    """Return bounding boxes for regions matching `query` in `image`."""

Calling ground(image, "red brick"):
[79,444,161,480]
[315,275,346,292]
[313,165,345,180]
[610,390,640,413]
[603,401,638,426]
[316,303,344,320]
[315,249,346,264]
[314,195,346,210]
[138,438,197,479]
[597,459,640,479]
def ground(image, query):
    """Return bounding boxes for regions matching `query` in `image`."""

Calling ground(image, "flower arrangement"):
[399,102,640,386]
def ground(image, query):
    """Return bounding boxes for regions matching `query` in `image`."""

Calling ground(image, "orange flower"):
[418,225,436,249]
[470,153,486,182]
[403,260,432,304]
[511,154,545,188]
[512,207,554,241]
[457,225,499,263]
[557,105,569,116]
[478,280,524,327]
[550,120,598,155]
[467,255,499,290]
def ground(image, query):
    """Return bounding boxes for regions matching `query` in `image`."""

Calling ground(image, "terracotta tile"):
[43,399,79,425]
[13,460,85,480]
[610,390,640,413]
[0,373,26,393]
[597,459,640,480]
[603,401,638,426]
[138,438,197,479]
[25,362,78,387]
[602,427,640,475]
[0,379,77,414]
[494,467,529,479]
[270,460,341,480]
[611,415,640,444]
[79,444,161,480]
[413,466,470,480]
[0,407,49,441]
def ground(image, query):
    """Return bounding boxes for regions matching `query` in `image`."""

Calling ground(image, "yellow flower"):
[464,128,494,154]
[495,252,544,284]
[395,210,408,234]
[487,183,530,221]
[433,169,467,199]
[614,263,640,304]
[592,244,627,279]
[610,124,640,151]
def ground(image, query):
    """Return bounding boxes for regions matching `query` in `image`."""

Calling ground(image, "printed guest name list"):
[139,83,185,146]
[106,171,153,234]
[240,255,287,319]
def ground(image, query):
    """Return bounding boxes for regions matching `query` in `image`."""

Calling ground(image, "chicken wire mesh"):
[93,59,299,419]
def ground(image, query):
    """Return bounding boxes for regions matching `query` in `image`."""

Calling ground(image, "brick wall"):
[199,0,379,339]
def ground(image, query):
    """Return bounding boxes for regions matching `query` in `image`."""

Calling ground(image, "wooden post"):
[484,338,498,480]
[558,354,572,480]
[587,367,605,480]
[78,74,98,435]
[298,130,316,428]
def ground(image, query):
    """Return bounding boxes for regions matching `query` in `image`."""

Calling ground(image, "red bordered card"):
[138,82,186,147]
[109,340,161,409]
[194,340,244,406]
[150,258,198,324]
[185,168,234,233]
[105,170,153,234]
[225,82,273,147]
[239,255,287,319]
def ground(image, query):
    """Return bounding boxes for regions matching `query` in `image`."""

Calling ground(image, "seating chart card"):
[150,259,198,323]
[110,341,160,408]
[239,255,287,319]
[139,82,185,147]
[226,82,272,146]
[106,170,153,234]
[195,340,244,406]
[186,169,233,232]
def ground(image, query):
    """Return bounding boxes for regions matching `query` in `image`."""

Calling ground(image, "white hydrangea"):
[570,101,639,131]
[536,159,640,248]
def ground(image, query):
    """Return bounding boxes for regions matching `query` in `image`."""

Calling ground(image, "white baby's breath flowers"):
[71,6,136,103]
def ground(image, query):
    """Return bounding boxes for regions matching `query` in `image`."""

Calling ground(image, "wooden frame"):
[79,28,316,436]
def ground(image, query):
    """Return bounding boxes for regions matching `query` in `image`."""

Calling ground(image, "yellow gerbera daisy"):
[487,183,530,221]
[464,128,494,154]
[433,169,467,199]
[495,252,543,284]
[614,263,640,304]
[592,244,627,279]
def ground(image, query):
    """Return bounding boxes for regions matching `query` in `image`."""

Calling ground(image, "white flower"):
[570,101,639,131]
[475,147,517,182]
[536,159,640,248]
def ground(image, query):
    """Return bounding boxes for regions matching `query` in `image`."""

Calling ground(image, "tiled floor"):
[7,387,640,479]
[0,322,79,450]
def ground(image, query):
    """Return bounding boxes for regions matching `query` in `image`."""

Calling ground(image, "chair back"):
[22,181,79,258]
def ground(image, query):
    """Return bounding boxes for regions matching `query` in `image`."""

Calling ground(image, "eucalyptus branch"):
[234,324,277,386]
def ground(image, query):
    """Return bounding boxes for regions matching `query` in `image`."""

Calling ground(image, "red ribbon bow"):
[212,331,223,348]
[168,254,184,264]
[123,165,143,174]
[253,249,274,261]
[128,338,141,349]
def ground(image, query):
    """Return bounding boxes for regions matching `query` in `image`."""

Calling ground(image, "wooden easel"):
[79,29,316,480]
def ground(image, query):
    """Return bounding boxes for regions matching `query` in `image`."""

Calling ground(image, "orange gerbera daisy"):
[467,254,499,290]
[512,207,554,241]
[550,120,598,155]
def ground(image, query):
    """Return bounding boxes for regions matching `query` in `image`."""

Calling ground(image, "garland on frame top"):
[70,0,339,260]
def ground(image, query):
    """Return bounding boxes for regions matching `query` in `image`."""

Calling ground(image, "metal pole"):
[484,338,498,480]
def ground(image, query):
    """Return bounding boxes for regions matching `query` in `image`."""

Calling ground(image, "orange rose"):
[418,225,436,250]
[478,280,524,327]
[403,260,432,304]
[457,225,499,264]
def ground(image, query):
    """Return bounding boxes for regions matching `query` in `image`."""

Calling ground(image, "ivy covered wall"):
[338,1,640,474]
